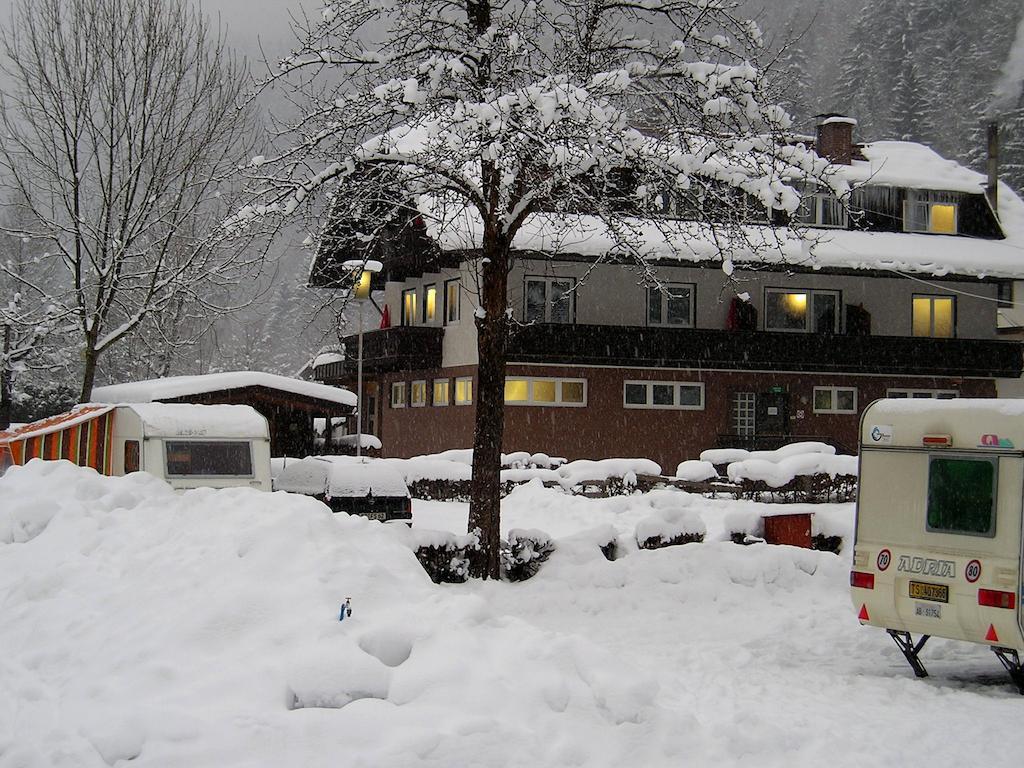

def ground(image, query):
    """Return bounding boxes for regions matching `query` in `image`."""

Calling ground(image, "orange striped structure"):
[0,406,115,473]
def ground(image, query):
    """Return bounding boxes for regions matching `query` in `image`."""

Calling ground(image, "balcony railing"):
[506,324,1023,378]
[314,326,444,381]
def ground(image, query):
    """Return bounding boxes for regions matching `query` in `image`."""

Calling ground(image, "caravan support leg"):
[991,647,1024,695]
[887,629,930,678]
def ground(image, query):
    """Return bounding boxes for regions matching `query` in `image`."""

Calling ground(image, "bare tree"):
[238,0,842,578]
[0,0,263,401]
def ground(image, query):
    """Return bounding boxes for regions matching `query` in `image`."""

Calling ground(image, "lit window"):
[525,277,574,323]
[812,386,857,414]
[765,288,839,333]
[504,377,587,406]
[455,377,473,405]
[912,295,955,338]
[622,381,704,410]
[904,192,958,234]
[647,283,695,327]
[444,279,460,324]
[390,382,406,408]
[410,380,426,407]
[432,378,449,406]
[402,289,417,326]
[424,284,438,323]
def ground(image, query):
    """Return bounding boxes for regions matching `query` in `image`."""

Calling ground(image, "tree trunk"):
[80,341,99,403]
[467,241,509,580]
[0,324,11,430]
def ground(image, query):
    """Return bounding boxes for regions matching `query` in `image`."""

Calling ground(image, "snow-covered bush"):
[500,529,556,582]
[726,452,857,503]
[673,460,719,483]
[409,529,479,584]
[635,509,706,550]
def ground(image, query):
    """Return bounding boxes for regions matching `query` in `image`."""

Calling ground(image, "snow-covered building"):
[92,372,356,458]
[310,116,1024,470]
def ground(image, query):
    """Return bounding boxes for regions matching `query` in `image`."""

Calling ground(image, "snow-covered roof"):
[0,405,115,443]
[92,371,356,408]
[125,403,269,439]
[838,141,994,193]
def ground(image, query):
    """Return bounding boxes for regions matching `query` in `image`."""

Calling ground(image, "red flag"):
[379,304,391,329]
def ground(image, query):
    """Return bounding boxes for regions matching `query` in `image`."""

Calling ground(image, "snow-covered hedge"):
[673,460,719,483]
[407,528,479,583]
[635,509,706,550]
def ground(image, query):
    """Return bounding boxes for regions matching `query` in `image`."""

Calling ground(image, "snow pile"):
[274,456,410,497]
[700,441,835,465]
[673,459,719,482]
[727,453,858,488]
[557,458,662,486]
[635,507,706,547]
[0,462,671,766]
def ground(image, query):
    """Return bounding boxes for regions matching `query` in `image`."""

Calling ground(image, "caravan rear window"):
[926,456,997,537]
[165,441,253,477]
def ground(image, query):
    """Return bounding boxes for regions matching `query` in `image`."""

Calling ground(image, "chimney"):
[986,120,1000,218]
[815,113,857,165]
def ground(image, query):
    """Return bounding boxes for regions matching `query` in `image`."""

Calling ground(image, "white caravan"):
[0,403,272,492]
[852,398,1024,693]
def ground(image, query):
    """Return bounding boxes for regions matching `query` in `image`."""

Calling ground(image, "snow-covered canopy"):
[92,371,356,408]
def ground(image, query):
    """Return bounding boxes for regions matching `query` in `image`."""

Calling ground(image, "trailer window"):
[165,441,253,477]
[926,457,997,537]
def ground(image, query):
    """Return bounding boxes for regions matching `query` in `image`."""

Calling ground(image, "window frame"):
[422,283,438,324]
[401,288,418,326]
[163,440,254,479]
[764,287,842,333]
[793,184,848,229]
[410,380,427,407]
[432,378,450,407]
[444,278,460,325]
[903,194,959,235]
[455,376,473,405]
[912,294,956,338]
[524,276,576,324]
[504,376,588,407]
[812,386,858,414]
[886,388,958,399]
[646,283,696,328]
[390,381,407,409]
[622,380,705,410]
[925,454,998,538]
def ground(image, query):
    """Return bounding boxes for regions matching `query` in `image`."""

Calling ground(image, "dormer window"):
[793,185,847,228]
[904,191,958,234]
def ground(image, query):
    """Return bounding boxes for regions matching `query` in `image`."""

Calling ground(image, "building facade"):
[313,118,1024,471]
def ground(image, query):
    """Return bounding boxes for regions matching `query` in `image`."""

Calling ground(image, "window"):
[410,380,427,407]
[904,192,958,234]
[165,441,253,477]
[623,381,704,410]
[647,284,695,327]
[504,377,587,406]
[926,456,997,537]
[390,382,406,408]
[423,284,438,324]
[886,388,958,399]
[813,386,857,414]
[997,281,1013,309]
[765,288,840,333]
[444,279,460,324]
[525,277,574,323]
[733,392,756,436]
[912,295,955,338]
[124,440,140,473]
[455,377,473,405]
[794,185,848,228]
[402,289,418,326]
[433,378,450,406]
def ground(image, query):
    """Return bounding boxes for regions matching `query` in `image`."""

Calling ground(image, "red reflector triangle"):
[986,624,999,643]
[858,604,870,621]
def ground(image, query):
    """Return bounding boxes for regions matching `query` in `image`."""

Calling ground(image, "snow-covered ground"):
[2,461,1023,768]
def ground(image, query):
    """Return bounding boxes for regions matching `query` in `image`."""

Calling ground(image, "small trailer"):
[852,398,1024,692]
[0,403,272,491]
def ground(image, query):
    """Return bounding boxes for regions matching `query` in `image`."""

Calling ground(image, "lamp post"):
[343,260,382,459]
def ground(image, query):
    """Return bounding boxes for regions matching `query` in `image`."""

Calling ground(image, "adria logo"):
[897,555,955,578]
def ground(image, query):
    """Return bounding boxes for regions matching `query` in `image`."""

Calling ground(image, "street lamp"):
[343,259,383,458]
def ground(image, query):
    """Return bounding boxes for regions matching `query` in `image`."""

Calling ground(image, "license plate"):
[363,511,386,521]
[909,581,949,603]
[914,603,942,619]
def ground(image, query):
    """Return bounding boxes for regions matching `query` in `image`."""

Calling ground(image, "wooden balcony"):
[506,324,1023,378]
[313,326,445,381]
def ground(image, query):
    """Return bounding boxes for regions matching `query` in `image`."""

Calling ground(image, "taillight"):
[850,571,875,589]
[978,589,1016,609]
